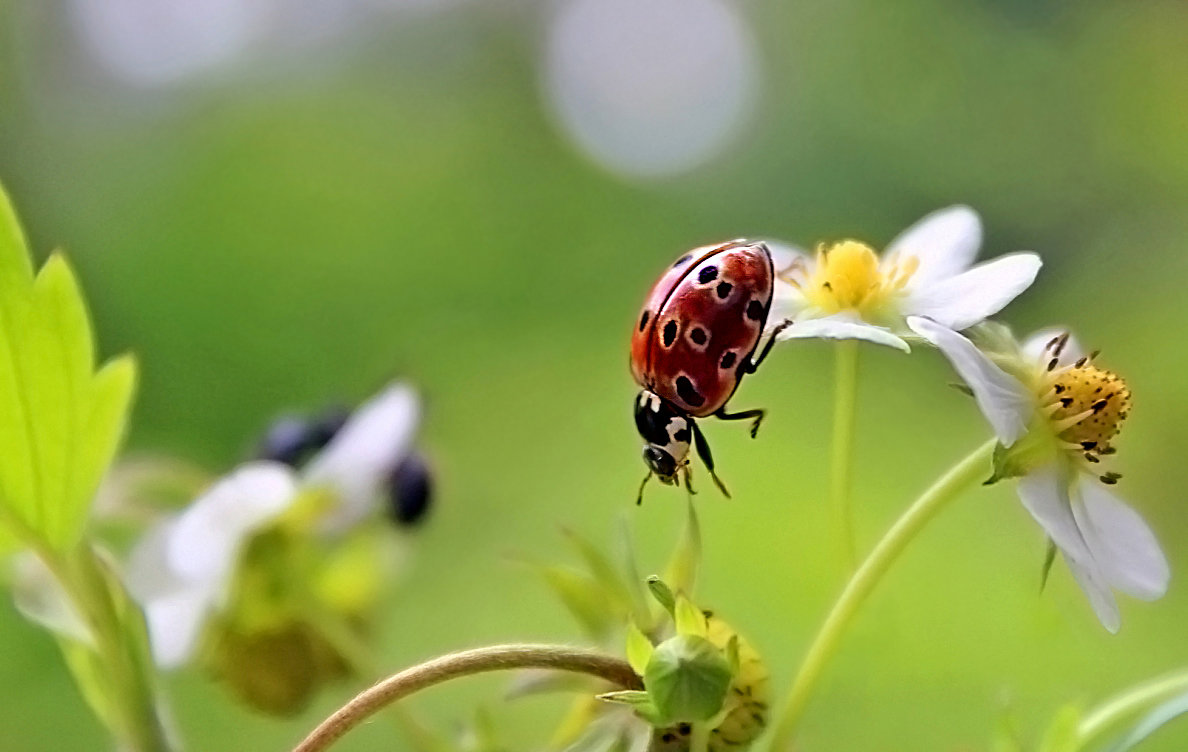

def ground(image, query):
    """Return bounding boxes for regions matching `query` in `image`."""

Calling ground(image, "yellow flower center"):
[1036,335,1131,480]
[801,240,918,316]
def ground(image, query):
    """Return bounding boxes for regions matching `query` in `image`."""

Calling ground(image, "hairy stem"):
[769,439,996,750]
[830,340,860,570]
[293,644,643,752]
[1075,668,1188,747]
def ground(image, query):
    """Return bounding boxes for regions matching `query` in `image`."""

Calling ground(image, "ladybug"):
[630,240,791,503]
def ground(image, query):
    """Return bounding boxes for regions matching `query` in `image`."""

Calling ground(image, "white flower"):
[908,316,1169,632]
[125,382,420,667]
[770,206,1042,352]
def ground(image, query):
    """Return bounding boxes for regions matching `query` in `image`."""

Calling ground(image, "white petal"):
[903,253,1042,331]
[1017,465,1095,567]
[1022,327,1086,369]
[764,240,810,276]
[12,553,93,646]
[304,382,421,530]
[126,520,220,668]
[142,587,216,668]
[769,280,810,322]
[885,205,982,288]
[775,313,911,352]
[1072,480,1169,601]
[1066,555,1121,633]
[907,317,1033,445]
[169,462,297,583]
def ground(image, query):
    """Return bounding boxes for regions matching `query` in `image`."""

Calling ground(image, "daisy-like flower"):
[770,206,1042,351]
[125,381,421,669]
[908,316,1169,631]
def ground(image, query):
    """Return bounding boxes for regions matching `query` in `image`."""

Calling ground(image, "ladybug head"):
[634,390,691,484]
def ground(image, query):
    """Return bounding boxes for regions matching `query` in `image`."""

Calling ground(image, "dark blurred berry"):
[307,406,351,451]
[387,451,433,526]
[256,416,316,467]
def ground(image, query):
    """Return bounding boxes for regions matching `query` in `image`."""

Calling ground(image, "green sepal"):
[644,634,732,724]
[563,527,631,604]
[1039,538,1059,593]
[617,514,654,631]
[540,565,616,640]
[597,690,664,726]
[673,595,707,638]
[662,498,701,596]
[625,621,654,677]
[647,576,677,616]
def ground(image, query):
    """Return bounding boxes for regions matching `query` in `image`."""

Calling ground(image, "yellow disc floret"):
[799,240,918,317]
[1035,335,1131,481]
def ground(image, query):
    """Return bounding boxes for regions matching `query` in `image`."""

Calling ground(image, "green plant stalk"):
[769,439,997,750]
[830,340,860,570]
[46,542,171,752]
[1075,668,1188,748]
[293,644,643,752]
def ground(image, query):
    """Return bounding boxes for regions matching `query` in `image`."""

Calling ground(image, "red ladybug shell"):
[630,241,774,418]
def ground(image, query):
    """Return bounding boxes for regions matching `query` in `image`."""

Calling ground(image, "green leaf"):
[1038,704,1082,752]
[1105,691,1188,752]
[663,498,701,595]
[0,184,137,551]
[625,621,654,676]
[644,635,732,724]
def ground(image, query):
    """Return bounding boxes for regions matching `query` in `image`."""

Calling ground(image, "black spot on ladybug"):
[698,265,719,284]
[672,427,691,444]
[746,299,765,321]
[690,327,708,346]
[672,253,692,268]
[662,320,678,347]
[716,281,733,299]
[639,310,650,332]
[720,351,737,369]
[675,376,705,407]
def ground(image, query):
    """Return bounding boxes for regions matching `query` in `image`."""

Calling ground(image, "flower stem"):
[769,439,996,750]
[830,340,860,570]
[293,644,643,752]
[51,543,172,752]
[1075,668,1188,748]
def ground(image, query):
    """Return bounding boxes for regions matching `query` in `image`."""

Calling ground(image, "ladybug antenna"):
[636,471,653,506]
[682,463,697,497]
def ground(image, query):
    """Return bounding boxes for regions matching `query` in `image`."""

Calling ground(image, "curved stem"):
[293,644,642,752]
[830,340,860,570]
[1075,668,1188,747]
[769,439,996,750]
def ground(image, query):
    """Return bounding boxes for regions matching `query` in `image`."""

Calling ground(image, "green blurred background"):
[2,0,1188,749]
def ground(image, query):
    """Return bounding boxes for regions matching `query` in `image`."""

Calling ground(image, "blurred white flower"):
[69,0,265,87]
[542,0,759,179]
[125,382,420,667]
[770,206,1042,352]
[909,317,1168,631]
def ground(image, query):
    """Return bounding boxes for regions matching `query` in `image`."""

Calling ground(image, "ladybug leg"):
[682,462,697,496]
[690,420,731,499]
[746,318,794,373]
[636,471,653,506]
[714,406,766,439]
